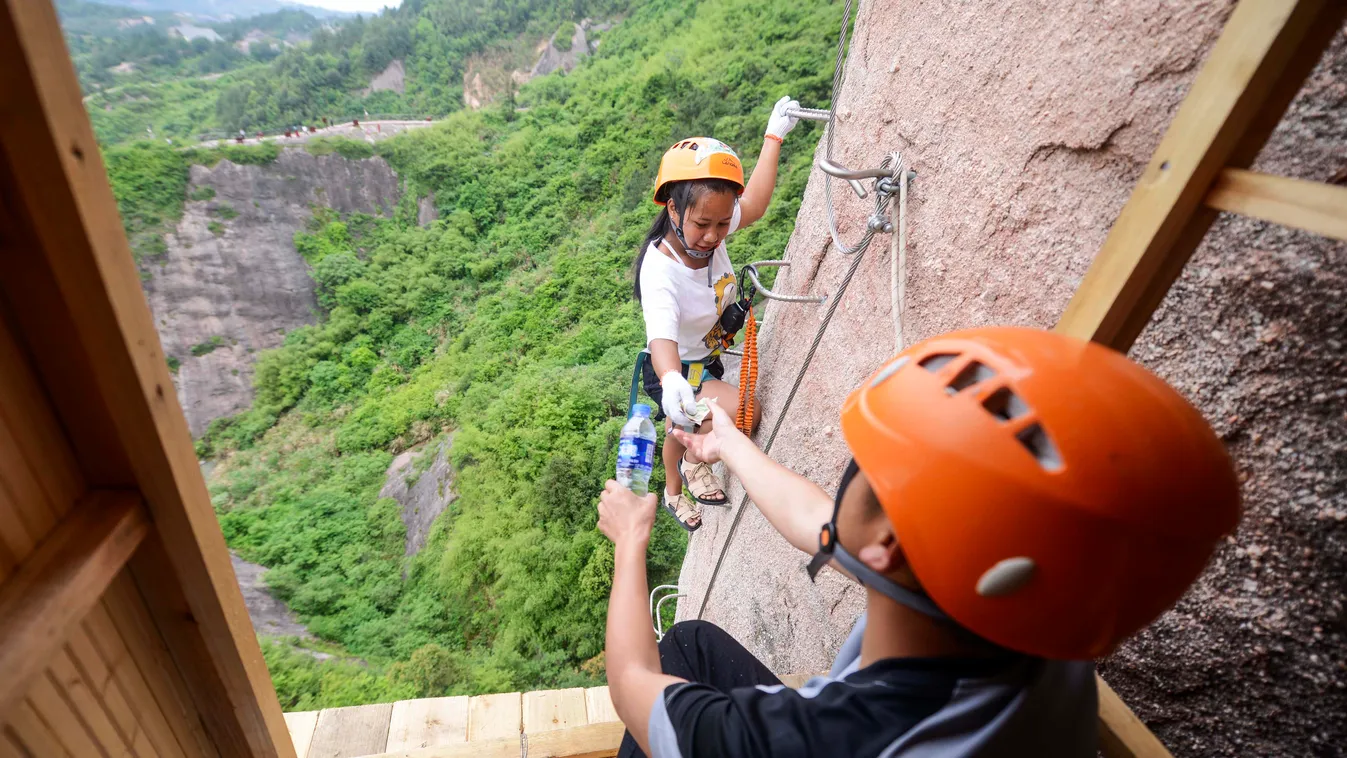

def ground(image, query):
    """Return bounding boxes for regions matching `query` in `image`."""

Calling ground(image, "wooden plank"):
[47,647,137,757]
[4,700,72,758]
[308,704,393,758]
[97,582,214,758]
[583,687,619,725]
[1205,168,1347,242]
[1097,675,1174,758]
[1055,0,1347,351]
[283,711,319,758]
[523,689,588,734]
[0,490,148,716]
[386,697,469,751]
[0,2,293,756]
[467,693,522,742]
[364,720,625,758]
[25,671,104,758]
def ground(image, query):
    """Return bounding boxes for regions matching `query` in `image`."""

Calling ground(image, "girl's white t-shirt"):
[639,203,742,362]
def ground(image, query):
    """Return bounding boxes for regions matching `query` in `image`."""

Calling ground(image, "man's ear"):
[855,526,906,576]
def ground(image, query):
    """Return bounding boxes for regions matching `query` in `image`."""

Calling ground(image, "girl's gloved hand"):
[765,96,802,141]
[660,370,696,427]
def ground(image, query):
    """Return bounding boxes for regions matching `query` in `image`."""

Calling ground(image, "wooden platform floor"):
[285,676,818,758]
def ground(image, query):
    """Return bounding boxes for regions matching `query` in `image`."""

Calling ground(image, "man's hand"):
[598,480,658,547]
[670,398,741,464]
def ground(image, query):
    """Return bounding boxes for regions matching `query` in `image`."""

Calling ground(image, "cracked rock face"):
[143,149,402,437]
[677,2,1345,754]
[378,436,458,558]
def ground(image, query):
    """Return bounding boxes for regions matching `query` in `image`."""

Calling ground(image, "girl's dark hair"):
[633,178,740,302]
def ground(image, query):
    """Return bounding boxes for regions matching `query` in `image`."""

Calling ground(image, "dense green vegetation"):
[211,0,629,134]
[93,0,841,708]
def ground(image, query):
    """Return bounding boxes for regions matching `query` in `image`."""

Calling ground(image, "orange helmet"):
[652,137,745,205]
[839,327,1241,660]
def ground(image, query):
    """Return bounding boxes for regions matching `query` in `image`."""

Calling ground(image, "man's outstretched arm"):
[672,401,833,555]
[598,482,685,756]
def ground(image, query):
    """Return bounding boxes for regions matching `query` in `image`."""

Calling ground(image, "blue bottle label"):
[617,436,655,472]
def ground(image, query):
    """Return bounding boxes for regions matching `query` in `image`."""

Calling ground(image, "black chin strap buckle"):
[806,523,836,581]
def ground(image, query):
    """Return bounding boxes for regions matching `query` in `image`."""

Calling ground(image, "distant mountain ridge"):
[91,0,357,21]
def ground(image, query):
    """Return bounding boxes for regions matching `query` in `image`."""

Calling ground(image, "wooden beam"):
[1097,675,1174,758]
[1055,0,1347,351]
[1205,168,1347,242]
[0,490,147,717]
[363,721,625,758]
[0,2,293,755]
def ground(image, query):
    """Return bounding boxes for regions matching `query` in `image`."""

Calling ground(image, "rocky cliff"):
[677,2,1345,755]
[143,148,402,436]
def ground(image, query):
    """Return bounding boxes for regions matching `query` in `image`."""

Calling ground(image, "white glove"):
[660,370,696,427]
[765,96,801,141]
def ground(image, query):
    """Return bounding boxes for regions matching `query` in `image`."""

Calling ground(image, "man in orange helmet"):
[597,326,1241,757]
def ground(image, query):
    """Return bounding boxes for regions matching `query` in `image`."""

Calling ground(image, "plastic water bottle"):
[616,404,657,496]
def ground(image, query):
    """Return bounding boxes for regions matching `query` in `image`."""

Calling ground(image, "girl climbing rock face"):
[633,96,802,532]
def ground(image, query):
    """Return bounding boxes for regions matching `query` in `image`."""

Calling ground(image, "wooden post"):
[1055,0,1347,352]
[0,1,295,755]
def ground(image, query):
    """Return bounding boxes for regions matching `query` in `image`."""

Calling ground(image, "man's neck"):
[859,586,992,666]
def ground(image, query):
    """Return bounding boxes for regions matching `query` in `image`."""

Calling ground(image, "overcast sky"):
[300,0,403,13]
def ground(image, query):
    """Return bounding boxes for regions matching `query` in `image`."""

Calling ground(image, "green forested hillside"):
[99,0,842,710]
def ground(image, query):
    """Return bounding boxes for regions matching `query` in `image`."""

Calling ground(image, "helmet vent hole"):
[918,353,958,372]
[947,361,996,395]
[1017,423,1063,472]
[983,387,1029,421]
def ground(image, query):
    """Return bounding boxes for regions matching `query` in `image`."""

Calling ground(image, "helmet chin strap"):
[807,460,950,623]
[670,198,715,260]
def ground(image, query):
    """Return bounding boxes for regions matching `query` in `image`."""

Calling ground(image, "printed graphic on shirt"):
[701,273,738,351]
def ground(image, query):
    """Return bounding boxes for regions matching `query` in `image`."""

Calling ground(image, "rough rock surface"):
[144,149,402,436]
[231,551,311,638]
[463,19,613,110]
[378,436,458,558]
[366,59,406,95]
[676,3,1345,755]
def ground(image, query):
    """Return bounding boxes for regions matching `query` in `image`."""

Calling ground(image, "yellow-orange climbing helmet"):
[837,326,1241,660]
[653,137,745,205]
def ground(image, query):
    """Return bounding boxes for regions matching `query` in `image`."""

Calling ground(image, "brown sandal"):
[680,456,728,506]
[663,492,701,532]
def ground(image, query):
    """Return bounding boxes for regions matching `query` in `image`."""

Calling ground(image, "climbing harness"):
[626,352,712,418]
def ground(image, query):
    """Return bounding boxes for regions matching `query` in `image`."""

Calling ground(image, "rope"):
[735,306,758,435]
[822,0,867,256]
[891,153,907,352]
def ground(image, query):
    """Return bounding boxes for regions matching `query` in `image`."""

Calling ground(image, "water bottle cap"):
[632,404,652,418]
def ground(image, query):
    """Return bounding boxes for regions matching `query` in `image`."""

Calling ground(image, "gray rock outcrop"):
[378,436,458,558]
[144,148,402,436]
[677,2,1345,754]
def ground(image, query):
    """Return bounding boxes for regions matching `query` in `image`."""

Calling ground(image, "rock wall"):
[677,2,1345,755]
[143,149,402,436]
[378,436,458,558]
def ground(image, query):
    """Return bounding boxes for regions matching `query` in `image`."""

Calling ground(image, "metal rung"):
[784,106,831,122]
[744,261,826,304]
[650,585,684,641]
